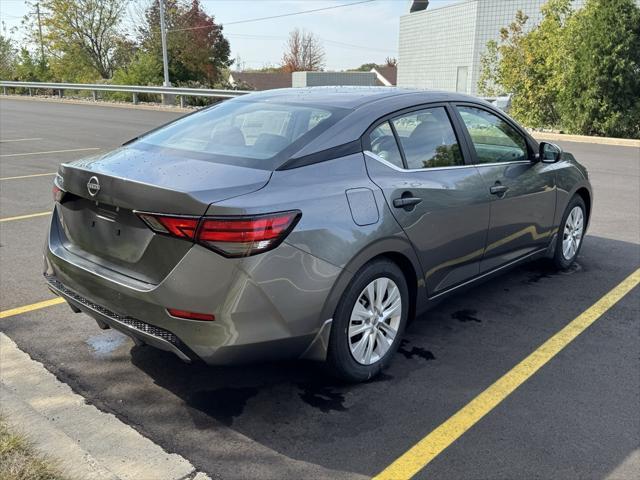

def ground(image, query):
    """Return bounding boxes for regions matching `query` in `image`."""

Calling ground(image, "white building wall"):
[398,0,588,95]
[398,1,478,93]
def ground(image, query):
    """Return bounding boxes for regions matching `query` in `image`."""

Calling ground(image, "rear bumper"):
[44,207,342,365]
[46,275,195,362]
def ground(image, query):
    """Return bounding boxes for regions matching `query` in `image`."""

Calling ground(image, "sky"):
[0,0,461,71]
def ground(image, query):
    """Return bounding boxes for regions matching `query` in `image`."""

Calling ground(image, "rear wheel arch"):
[319,240,424,325]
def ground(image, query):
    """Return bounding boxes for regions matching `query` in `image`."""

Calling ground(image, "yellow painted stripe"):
[0,211,51,222]
[0,147,99,158]
[375,267,640,480]
[0,298,65,319]
[0,172,55,181]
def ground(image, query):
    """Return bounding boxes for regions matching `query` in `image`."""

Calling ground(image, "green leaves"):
[478,0,640,139]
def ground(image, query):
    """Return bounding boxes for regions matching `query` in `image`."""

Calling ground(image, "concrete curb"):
[0,333,210,480]
[531,131,640,148]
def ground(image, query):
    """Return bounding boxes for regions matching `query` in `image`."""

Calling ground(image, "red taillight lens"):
[137,213,199,240]
[198,211,300,257]
[136,211,300,257]
[52,185,65,202]
[167,308,215,321]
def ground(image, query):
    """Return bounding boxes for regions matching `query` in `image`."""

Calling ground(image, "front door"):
[454,105,557,272]
[364,105,491,295]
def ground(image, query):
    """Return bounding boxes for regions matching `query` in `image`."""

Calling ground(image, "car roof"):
[238,86,480,110]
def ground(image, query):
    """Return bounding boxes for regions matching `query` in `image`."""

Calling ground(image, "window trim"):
[361,102,473,171]
[451,102,538,165]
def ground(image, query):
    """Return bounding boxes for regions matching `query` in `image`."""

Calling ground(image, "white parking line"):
[0,172,56,181]
[0,147,99,158]
[0,138,43,143]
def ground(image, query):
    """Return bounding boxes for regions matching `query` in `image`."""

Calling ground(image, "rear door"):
[364,104,491,296]
[453,104,557,272]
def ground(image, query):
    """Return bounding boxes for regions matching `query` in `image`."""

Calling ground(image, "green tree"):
[24,0,128,80]
[0,34,17,79]
[559,0,640,137]
[14,48,51,81]
[477,0,639,138]
[138,0,231,86]
[478,1,574,128]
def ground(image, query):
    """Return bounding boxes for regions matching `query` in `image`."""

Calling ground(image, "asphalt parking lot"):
[1,97,639,479]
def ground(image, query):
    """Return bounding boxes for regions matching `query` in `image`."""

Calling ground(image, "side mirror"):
[539,142,562,163]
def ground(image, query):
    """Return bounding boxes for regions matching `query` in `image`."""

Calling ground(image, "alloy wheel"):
[562,206,584,261]
[348,277,402,365]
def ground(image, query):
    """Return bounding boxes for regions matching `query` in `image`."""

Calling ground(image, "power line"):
[167,0,376,33]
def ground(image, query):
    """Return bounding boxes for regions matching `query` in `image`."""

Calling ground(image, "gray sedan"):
[44,87,592,382]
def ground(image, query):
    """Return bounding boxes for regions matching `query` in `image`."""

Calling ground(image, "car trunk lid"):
[54,145,271,284]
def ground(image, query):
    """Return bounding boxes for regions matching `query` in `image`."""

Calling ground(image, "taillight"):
[52,185,66,202]
[137,213,199,240]
[136,211,300,257]
[53,174,65,202]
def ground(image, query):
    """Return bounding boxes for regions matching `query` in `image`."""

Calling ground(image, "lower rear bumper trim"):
[45,274,195,363]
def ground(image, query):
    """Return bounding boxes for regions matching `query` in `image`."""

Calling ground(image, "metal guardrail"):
[0,80,250,106]
[0,80,511,111]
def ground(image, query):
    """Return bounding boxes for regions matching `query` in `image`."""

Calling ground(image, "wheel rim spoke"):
[363,331,375,364]
[378,320,397,340]
[351,334,369,360]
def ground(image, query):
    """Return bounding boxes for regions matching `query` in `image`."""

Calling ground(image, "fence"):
[0,80,510,111]
[0,81,250,107]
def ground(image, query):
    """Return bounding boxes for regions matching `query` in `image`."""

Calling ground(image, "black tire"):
[326,259,409,382]
[553,194,587,270]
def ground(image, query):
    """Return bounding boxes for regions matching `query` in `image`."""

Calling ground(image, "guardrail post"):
[179,96,185,108]
[28,88,33,96]
[58,89,64,98]
[161,92,176,106]
[132,92,139,105]
[2,87,6,96]
[92,90,98,101]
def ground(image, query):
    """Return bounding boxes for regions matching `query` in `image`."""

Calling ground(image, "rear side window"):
[456,106,528,163]
[391,107,463,169]
[138,100,346,168]
[368,122,403,168]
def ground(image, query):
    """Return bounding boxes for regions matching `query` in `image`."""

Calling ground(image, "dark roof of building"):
[410,0,429,13]
[230,71,292,91]
[372,65,398,86]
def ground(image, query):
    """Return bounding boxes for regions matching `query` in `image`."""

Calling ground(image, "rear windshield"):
[136,99,348,169]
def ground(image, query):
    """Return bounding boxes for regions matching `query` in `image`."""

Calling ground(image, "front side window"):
[391,107,463,169]
[367,121,403,168]
[457,106,528,164]
[138,100,345,168]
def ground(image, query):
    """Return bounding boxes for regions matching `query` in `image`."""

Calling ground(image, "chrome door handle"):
[490,185,509,195]
[393,197,422,208]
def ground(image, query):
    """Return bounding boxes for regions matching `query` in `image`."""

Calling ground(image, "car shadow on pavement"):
[123,235,639,478]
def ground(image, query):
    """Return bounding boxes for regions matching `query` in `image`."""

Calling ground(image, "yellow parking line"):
[0,212,51,222]
[374,267,640,480]
[0,172,56,181]
[0,147,99,158]
[0,298,65,319]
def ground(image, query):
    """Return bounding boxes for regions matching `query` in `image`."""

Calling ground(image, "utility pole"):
[158,0,170,87]
[36,2,45,65]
